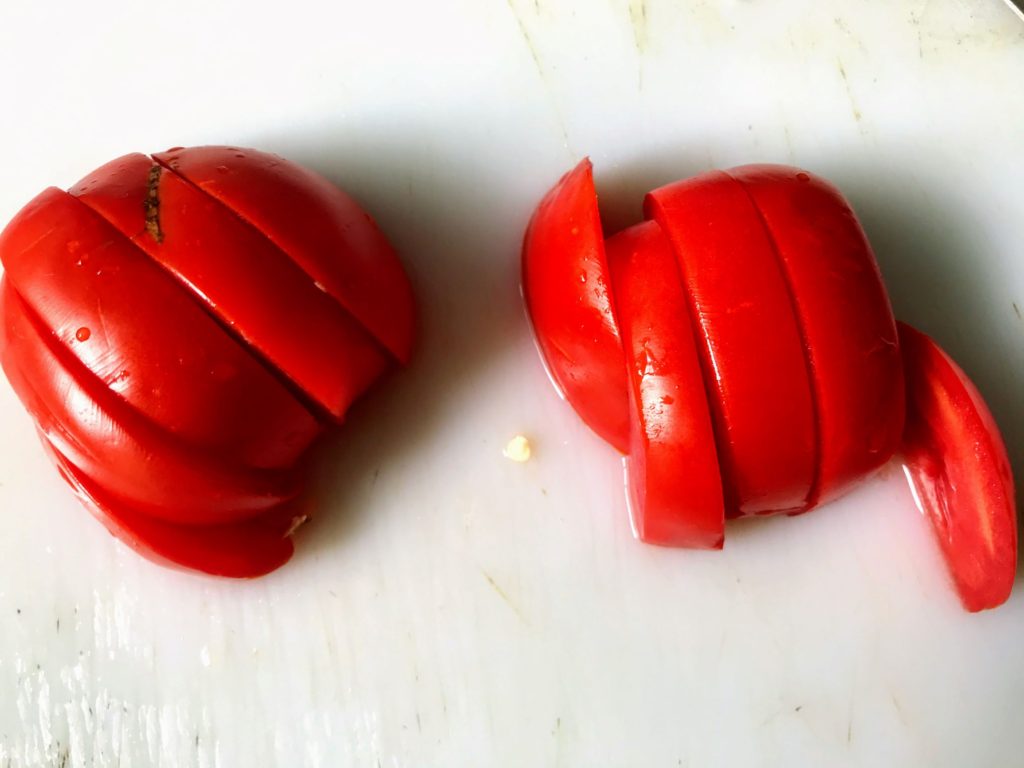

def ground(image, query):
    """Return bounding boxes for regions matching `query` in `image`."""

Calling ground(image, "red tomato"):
[0,147,414,576]
[645,171,816,516]
[607,221,724,547]
[729,165,904,506]
[522,160,630,453]
[899,322,1017,612]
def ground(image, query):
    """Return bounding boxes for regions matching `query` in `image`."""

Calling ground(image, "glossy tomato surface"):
[899,322,1017,612]
[607,220,724,548]
[0,146,414,576]
[522,159,630,453]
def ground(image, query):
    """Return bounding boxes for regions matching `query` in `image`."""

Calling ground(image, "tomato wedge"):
[522,159,630,453]
[899,322,1017,612]
[0,187,321,469]
[0,280,300,525]
[730,166,904,507]
[47,444,298,578]
[72,154,389,421]
[607,221,724,547]
[645,172,816,516]
[151,146,415,364]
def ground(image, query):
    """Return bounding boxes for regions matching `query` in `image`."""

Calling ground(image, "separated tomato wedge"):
[72,154,389,421]
[730,166,904,507]
[0,281,300,525]
[607,221,724,547]
[151,146,415,364]
[0,187,321,469]
[522,160,630,452]
[645,172,816,515]
[899,322,1017,612]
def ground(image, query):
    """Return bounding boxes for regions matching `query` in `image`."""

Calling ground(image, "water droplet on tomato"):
[75,327,91,342]
[578,271,587,283]
[66,240,81,254]
[216,165,229,174]
[796,172,810,182]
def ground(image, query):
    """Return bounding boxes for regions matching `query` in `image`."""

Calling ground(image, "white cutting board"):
[0,1,1022,765]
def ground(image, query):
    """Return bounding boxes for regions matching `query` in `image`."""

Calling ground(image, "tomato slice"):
[522,159,629,452]
[607,221,724,547]
[729,166,904,508]
[0,280,300,525]
[150,146,415,364]
[71,154,389,422]
[45,443,297,578]
[0,187,321,469]
[645,172,816,516]
[898,322,1017,612]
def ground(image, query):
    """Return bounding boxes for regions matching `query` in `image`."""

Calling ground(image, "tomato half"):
[72,153,390,421]
[899,322,1017,612]
[645,172,816,516]
[607,221,724,547]
[522,159,630,453]
[730,165,903,507]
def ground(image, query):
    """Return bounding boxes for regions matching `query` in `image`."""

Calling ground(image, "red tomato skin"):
[47,444,297,579]
[729,166,904,508]
[0,187,322,469]
[899,322,1017,612]
[151,146,415,364]
[645,171,817,516]
[522,159,630,453]
[607,221,724,547]
[72,153,390,422]
[0,279,301,524]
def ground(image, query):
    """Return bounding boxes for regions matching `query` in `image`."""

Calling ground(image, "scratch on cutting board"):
[1012,302,1022,321]
[629,0,648,89]
[836,59,862,123]
[891,692,910,727]
[480,569,529,625]
[503,0,572,151]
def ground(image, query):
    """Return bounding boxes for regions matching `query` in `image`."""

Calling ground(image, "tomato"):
[0,147,414,576]
[524,158,1015,611]
[607,221,724,547]
[899,322,1017,612]
[645,171,816,516]
[729,165,904,506]
[522,160,630,453]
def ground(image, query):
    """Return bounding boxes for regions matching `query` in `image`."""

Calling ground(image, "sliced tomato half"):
[607,220,724,547]
[71,154,389,422]
[522,159,630,453]
[645,172,816,516]
[0,187,321,469]
[151,146,415,364]
[899,322,1017,612]
[730,165,904,507]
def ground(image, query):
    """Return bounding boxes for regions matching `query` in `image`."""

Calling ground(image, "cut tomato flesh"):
[899,322,1017,612]
[0,187,321,469]
[607,220,724,547]
[46,444,297,578]
[71,154,389,422]
[645,172,816,515]
[150,146,415,364]
[0,280,300,525]
[522,159,630,453]
[729,166,904,507]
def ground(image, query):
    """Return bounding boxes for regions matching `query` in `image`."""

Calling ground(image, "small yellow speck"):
[503,435,532,463]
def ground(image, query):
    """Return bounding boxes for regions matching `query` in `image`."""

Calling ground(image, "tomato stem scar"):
[144,164,164,243]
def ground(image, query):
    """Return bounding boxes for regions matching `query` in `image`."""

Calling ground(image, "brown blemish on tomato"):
[144,165,164,243]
